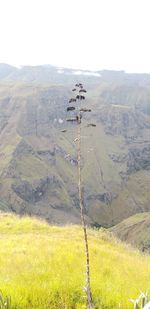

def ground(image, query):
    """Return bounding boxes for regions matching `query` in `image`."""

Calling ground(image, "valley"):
[0,65,150,228]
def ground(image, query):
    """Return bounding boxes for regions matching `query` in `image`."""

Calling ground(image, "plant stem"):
[77,115,94,309]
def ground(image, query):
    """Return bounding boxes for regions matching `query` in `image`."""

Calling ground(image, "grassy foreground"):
[0,214,150,308]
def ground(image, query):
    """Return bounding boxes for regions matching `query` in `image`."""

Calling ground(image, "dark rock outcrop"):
[12,177,57,203]
[127,145,150,173]
[88,192,112,205]
[109,153,127,163]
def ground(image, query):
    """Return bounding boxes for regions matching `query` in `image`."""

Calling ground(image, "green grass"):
[15,154,54,180]
[0,214,150,308]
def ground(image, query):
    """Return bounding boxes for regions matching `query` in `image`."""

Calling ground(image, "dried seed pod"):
[80,108,91,112]
[79,89,87,93]
[76,115,82,124]
[69,98,76,103]
[67,118,78,122]
[87,123,96,127]
[76,95,85,100]
[67,106,75,111]
[75,83,83,88]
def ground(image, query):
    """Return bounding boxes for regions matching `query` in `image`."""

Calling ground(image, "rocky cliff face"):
[127,145,150,172]
[0,66,150,226]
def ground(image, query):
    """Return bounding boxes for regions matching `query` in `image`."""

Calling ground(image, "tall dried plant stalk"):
[77,117,94,309]
[64,83,95,308]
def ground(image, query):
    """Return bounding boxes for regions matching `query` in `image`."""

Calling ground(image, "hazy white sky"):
[0,0,150,73]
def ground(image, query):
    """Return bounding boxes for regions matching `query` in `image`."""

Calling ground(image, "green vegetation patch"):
[0,214,150,308]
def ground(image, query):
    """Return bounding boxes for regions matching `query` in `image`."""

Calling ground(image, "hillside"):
[1,213,150,308]
[0,64,150,226]
[110,212,150,252]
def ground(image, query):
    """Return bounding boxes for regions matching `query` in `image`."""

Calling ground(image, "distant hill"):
[110,212,150,252]
[0,63,18,79]
[1,63,150,85]
[0,64,150,226]
[0,63,102,84]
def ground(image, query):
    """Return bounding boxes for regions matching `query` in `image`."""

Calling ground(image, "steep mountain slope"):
[110,212,150,252]
[0,65,150,226]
